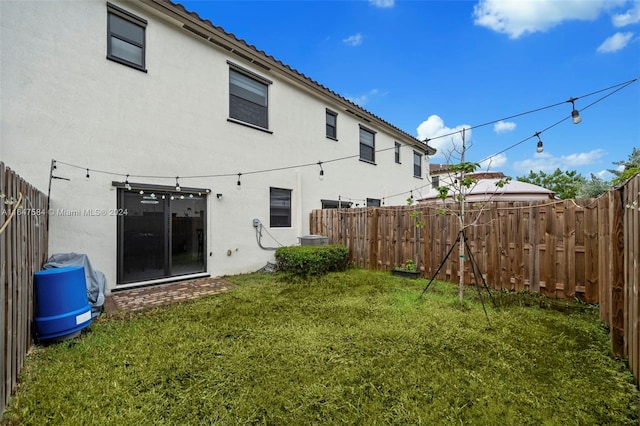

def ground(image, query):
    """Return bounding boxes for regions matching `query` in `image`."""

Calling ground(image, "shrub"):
[275,244,349,277]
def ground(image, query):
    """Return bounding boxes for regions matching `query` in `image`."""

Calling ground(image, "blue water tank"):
[34,266,92,341]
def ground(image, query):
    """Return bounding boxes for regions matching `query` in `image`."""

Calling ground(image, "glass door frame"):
[114,181,209,285]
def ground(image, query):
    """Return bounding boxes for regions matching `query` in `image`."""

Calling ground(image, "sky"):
[181,0,640,180]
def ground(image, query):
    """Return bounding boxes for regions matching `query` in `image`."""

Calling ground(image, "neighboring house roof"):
[142,0,437,156]
[430,163,452,175]
[420,170,555,203]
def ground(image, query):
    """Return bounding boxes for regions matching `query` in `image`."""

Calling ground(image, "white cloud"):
[612,1,640,26]
[597,31,634,52]
[346,89,379,106]
[479,153,508,170]
[473,0,625,39]
[512,149,607,174]
[369,0,394,8]
[343,33,363,47]
[494,120,516,134]
[416,115,471,160]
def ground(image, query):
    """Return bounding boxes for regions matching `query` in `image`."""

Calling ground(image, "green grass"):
[3,269,638,425]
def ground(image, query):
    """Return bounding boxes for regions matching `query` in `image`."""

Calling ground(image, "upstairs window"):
[229,67,270,129]
[367,198,381,207]
[107,3,147,71]
[359,126,375,163]
[270,187,291,227]
[394,142,401,163]
[413,151,422,178]
[432,176,440,188]
[326,109,337,139]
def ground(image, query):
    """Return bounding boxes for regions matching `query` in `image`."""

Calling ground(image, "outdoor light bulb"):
[319,170,325,181]
[571,109,582,124]
[536,140,544,153]
[86,169,90,179]
[237,173,242,190]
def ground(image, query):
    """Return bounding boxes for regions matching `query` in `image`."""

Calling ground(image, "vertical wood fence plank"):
[584,201,599,304]
[598,196,611,323]
[610,190,626,358]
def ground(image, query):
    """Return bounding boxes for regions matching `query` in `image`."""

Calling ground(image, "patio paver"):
[103,277,236,315]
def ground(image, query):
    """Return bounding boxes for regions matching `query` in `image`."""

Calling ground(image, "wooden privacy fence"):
[310,174,640,382]
[311,199,605,301]
[0,162,49,415]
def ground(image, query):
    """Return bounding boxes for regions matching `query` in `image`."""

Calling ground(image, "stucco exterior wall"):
[1,0,430,292]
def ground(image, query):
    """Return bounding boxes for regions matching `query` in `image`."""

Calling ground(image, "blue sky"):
[181,0,640,179]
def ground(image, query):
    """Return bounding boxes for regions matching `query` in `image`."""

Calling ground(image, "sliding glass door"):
[117,189,207,284]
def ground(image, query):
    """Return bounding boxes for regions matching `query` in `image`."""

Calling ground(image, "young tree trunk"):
[459,218,465,305]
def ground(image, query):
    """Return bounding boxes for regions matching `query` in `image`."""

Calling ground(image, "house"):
[420,166,554,203]
[0,0,435,293]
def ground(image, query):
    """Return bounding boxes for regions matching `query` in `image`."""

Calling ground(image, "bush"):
[275,244,349,277]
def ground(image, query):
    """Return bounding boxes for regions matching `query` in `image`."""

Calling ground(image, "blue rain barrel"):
[34,266,92,341]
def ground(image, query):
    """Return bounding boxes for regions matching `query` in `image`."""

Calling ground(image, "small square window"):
[326,110,337,139]
[413,151,422,178]
[359,126,375,163]
[107,3,147,71]
[366,198,381,207]
[270,187,291,227]
[394,142,401,163]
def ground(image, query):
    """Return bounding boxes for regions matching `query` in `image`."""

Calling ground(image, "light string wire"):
[53,76,638,203]
[422,76,639,145]
[376,76,639,204]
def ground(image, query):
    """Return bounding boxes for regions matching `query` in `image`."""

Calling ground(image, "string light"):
[125,174,131,190]
[535,132,543,153]
[318,161,324,181]
[567,97,582,124]
[175,177,181,192]
[237,173,242,190]
[86,168,90,179]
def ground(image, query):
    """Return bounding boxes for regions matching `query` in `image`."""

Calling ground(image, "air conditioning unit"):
[298,235,329,246]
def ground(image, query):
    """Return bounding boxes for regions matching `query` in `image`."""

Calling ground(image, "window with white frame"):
[413,151,422,178]
[395,142,401,163]
[270,187,291,227]
[229,67,270,129]
[107,3,147,71]
[359,126,375,163]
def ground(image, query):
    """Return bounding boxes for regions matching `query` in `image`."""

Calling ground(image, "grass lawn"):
[3,269,638,425]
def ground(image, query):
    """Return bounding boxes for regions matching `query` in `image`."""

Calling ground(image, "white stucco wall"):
[1,0,430,293]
